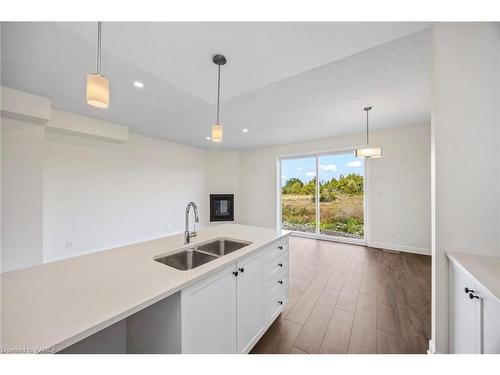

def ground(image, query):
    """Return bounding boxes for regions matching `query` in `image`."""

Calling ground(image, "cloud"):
[346,160,362,168]
[297,167,303,171]
[319,164,337,172]
[281,175,287,180]
[304,172,316,177]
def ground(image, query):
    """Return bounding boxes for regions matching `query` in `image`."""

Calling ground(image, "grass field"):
[281,193,364,238]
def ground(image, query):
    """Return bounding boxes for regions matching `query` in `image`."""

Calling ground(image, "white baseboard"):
[368,241,431,256]
[290,233,431,256]
[290,231,365,246]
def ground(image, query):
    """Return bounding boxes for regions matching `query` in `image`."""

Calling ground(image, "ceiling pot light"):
[206,136,211,140]
[242,128,248,133]
[355,106,382,159]
[211,54,226,143]
[133,81,144,88]
[87,22,109,109]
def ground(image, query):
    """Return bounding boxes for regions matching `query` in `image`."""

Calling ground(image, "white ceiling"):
[1,22,431,149]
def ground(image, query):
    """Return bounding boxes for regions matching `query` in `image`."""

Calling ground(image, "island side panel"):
[126,292,181,354]
[59,320,126,354]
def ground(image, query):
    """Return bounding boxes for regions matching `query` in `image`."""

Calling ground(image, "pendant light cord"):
[96,22,102,75]
[216,62,221,124]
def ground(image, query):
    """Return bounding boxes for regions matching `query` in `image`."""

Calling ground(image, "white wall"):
[239,123,431,254]
[431,23,500,353]
[204,150,240,224]
[43,117,205,262]
[1,103,206,270]
[1,118,44,271]
[239,146,278,229]
[368,125,431,253]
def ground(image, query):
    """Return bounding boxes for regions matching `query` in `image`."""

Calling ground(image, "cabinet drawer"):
[267,255,288,280]
[267,239,288,262]
[267,272,288,300]
[267,291,287,323]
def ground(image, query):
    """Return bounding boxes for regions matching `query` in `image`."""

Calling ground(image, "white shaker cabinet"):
[180,237,289,354]
[450,262,481,353]
[449,261,500,354]
[236,250,267,353]
[476,282,500,353]
[181,265,238,353]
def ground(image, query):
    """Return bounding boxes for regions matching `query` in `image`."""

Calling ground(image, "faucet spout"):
[184,201,199,244]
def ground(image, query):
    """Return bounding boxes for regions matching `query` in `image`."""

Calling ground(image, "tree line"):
[282,174,363,202]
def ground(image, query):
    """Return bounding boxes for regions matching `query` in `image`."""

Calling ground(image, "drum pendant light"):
[87,22,109,108]
[355,106,382,159]
[211,54,226,142]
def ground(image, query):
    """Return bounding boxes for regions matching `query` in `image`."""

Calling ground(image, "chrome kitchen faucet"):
[184,201,199,244]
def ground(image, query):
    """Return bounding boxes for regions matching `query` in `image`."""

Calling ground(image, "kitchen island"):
[1,224,289,354]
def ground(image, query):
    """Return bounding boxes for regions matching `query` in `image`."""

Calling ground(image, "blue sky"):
[281,153,364,185]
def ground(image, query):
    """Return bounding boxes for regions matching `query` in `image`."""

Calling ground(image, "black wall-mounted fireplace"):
[210,194,234,222]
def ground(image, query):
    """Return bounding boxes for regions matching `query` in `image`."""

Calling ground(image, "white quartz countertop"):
[1,224,289,353]
[447,251,500,302]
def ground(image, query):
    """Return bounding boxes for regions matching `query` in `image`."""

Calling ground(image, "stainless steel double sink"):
[154,238,251,271]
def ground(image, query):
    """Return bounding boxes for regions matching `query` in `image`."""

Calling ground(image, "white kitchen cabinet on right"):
[449,261,500,353]
[476,281,500,353]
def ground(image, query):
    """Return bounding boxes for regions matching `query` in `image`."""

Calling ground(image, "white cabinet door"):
[181,264,237,353]
[236,250,266,353]
[476,284,500,354]
[451,263,480,353]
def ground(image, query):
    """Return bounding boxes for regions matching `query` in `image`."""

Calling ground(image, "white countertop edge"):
[446,251,500,303]
[49,229,291,352]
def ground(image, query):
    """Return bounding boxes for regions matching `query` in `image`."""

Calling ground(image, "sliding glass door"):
[280,156,317,234]
[317,153,364,239]
[280,152,364,242]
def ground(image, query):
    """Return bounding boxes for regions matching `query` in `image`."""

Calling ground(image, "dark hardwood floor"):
[251,236,431,354]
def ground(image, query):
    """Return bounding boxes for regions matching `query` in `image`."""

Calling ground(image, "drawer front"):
[267,272,288,300]
[267,290,287,323]
[267,238,289,263]
[267,254,288,280]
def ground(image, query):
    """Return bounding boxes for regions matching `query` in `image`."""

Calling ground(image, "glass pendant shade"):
[212,122,223,142]
[354,147,382,159]
[355,106,382,159]
[86,74,109,108]
[87,22,109,109]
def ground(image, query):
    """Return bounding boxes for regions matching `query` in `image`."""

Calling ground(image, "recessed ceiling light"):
[133,81,144,88]
[206,136,211,140]
[242,128,249,133]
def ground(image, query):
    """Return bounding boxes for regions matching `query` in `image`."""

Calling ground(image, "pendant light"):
[355,106,382,159]
[211,54,226,142]
[87,22,109,109]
